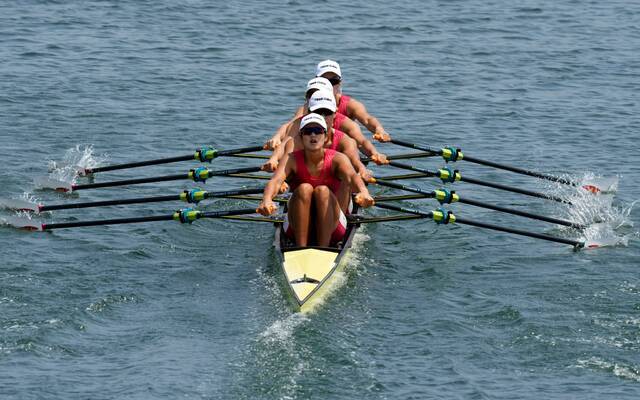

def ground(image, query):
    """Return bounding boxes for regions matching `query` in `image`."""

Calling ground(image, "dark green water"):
[1,1,639,398]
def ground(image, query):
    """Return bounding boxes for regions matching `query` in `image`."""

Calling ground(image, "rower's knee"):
[312,185,331,201]
[294,183,314,201]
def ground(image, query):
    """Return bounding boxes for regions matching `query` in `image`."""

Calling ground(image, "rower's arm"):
[258,156,294,215]
[349,98,390,141]
[263,135,295,172]
[333,153,374,207]
[265,105,303,150]
[341,118,376,155]
[338,136,370,179]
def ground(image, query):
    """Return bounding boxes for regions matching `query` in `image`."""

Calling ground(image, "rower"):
[257,113,374,247]
[264,77,386,162]
[316,59,392,143]
[264,89,372,173]
[265,77,333,150]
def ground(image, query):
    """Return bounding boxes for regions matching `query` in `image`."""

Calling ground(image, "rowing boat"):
[274,204,360,313]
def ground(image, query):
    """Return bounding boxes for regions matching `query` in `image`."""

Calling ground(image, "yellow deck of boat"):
[274,212,358,313]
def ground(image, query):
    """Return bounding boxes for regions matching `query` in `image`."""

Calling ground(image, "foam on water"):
[576,357,640,383]
[542,172,635,248]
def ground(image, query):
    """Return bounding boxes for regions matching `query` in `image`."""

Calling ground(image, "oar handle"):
[389,139,440,155]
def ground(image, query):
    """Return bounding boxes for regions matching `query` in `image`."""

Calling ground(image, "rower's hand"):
[261,158,278,172]
[257,200,278,216]
[373,130,391,143]
[359,169,373,182]
[371,152,388,165]
[354,192,375,208]
[264,136,281,151]
[278,182,289,194]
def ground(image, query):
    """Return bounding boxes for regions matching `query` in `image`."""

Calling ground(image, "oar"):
[388,139,615,193]
[77,145,265,176]
[374,203,588,249]
[3,187,265,214]
[36,166,265,192]
[386,161,571,204]
[14,208,259,232]
[369,178,587,229]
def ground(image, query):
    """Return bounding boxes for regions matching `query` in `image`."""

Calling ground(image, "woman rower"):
[257,113,374,247]
[315,59,392,143]
[262,90,375,212]
[264,76,387,163]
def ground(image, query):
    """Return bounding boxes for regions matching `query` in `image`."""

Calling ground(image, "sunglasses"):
[313,108,334,117]
[300,126,327,136]
[328,77,342,85]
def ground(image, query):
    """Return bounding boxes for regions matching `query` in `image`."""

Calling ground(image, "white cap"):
[308,90,336,112]
[305,77,332,95]
[300,113,327,131]
[315,59,342,78]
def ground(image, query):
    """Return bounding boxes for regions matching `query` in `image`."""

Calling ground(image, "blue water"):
[1,1,639,398]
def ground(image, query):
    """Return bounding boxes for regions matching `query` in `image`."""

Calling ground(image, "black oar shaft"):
[72,166,262,191]
[41,195,181,211]
[74,174,187,190]
[85,145,265,174]
[460,176,570,204]
[42,208,257,230]
[43,215,174,229]
[372,179,583,228]
[389,139,578,186]
[375,203,584,248]
[39,187,265,212]
[457,198,585,229]
[387,161,571,204]
[389,139,439,155]
[88,156,193,173]
[454,217,583,247]
[461,154,576,186]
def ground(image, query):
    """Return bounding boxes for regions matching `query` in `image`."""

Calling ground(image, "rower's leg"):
[313,185,341,247]
[336,181,352,213]
[288,183,314,246]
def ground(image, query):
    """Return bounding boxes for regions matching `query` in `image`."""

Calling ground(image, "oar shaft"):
[41,195,181,211]
[85,145,265,174]
[457,198,586,229]
[43,215,174,229]
[72,166,262,191]
[389,139,578,186]
[460,154,576,186]
[373,178,581,228]
[42,208,257,230]
[387,161,571,204]
[73,174,187,190]
[87,156,193,173]
[460,176,570,204]
[375,203,584,248]
[454,216,583,247]
[39,187,265,212]
[388,139,440,155]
